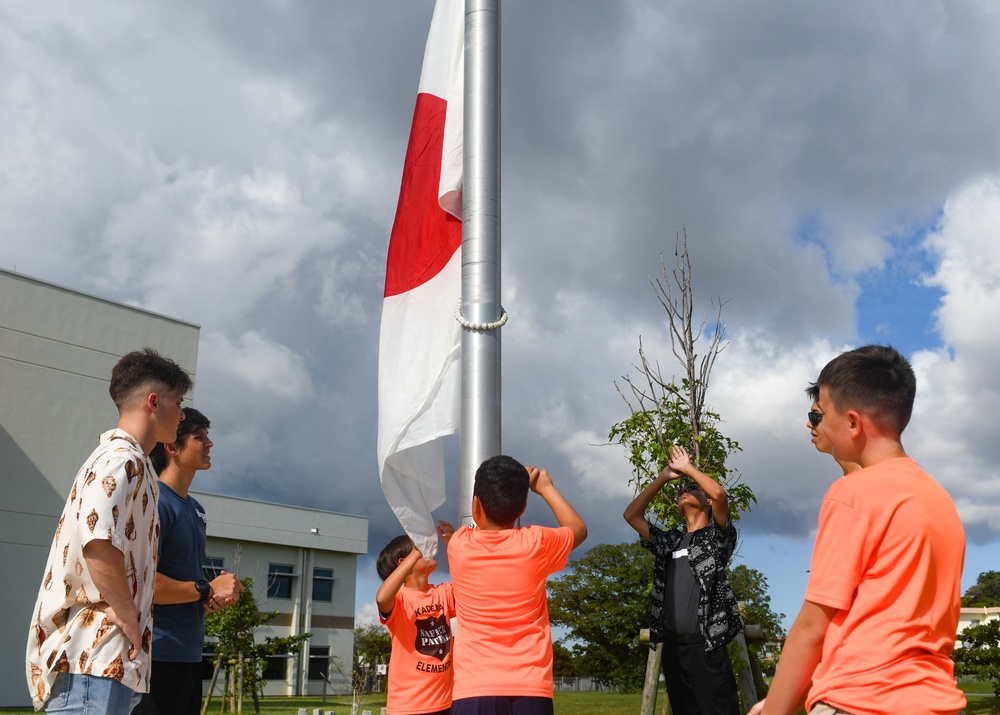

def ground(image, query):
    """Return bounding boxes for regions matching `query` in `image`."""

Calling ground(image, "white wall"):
[0,269,200,707]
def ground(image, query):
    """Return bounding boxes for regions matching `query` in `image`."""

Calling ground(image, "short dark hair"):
[109,348,192,410]
[817,345,916,436]
[149,407,211,473]
[376,535,414,581]
[473,455,529,527]
[805,383,820,402]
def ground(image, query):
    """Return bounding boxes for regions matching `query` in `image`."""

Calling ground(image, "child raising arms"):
[446,455,587,715]
[376,527,457,715]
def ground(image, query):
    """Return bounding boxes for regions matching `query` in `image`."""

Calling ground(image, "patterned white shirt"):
[26,429,159,710]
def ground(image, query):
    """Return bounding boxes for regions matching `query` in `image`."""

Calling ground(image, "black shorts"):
[660,635,740,715]
[452,696,553,715]
[131,660,203,715]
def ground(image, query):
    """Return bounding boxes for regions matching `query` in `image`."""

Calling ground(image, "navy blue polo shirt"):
[152,482,208,662]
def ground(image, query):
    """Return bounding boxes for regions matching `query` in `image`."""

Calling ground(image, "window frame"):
[267,563,295,600]
[203,556,224,580]
[312,567,335,603]
[308,645,331,681]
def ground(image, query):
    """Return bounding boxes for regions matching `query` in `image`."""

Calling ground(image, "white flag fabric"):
[378,0,464,560]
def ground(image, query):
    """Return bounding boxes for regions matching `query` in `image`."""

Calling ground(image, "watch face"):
[197,579,210,600]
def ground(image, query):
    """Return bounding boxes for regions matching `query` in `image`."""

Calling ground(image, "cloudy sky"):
[4,1,1000,631]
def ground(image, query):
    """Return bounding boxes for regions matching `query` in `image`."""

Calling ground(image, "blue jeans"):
[44,672,140,715]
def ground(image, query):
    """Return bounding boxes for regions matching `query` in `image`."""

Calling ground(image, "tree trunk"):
[202,658,222,715]
[733,632,758,711]
[640,641,663,715]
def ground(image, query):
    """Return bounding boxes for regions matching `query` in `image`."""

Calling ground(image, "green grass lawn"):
[0,688,992,715]
[0,692,643,715]
[553,691,644,715]
[0,692,641,715]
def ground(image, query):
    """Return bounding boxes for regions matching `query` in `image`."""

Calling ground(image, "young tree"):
[610,232,755,530]
[610,386,752,530]
[353,623,391,693]
[953,619,1000,712]
[547,541,654,693]
[329,656,367,715]
[204,577,310,713]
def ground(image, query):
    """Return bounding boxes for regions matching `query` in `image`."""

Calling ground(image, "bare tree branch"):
[619,228,729,467]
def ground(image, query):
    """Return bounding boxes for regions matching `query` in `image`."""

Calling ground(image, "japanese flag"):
[377,0,464,560]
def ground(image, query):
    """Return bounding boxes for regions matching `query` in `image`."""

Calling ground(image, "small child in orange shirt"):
[376,531,457,715]
[444,455,588,715]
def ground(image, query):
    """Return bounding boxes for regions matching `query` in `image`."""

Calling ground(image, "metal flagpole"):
[458,0,501,526]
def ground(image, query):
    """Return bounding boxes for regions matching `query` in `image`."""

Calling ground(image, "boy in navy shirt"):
[133,409,243,715]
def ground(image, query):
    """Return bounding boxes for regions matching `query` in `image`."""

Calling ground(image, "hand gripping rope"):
[454,300,508,332]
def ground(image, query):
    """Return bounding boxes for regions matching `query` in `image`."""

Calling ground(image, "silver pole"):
[459,0,501,526]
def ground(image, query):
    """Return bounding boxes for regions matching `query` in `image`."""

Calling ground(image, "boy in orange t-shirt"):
[443,455,588,715]
[751,346,966,715]
[376,532,457,715]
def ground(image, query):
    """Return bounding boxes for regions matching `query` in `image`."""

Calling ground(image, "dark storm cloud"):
[4,2,1000,604]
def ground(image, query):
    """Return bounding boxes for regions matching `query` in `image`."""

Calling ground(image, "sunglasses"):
[808,411,824,428]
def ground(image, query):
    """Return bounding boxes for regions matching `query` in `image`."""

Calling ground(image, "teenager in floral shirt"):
[26,348,191,714]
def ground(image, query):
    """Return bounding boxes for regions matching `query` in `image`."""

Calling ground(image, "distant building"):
[956,606,1000,647]
[196,492,367,697]
[0,268,367,706]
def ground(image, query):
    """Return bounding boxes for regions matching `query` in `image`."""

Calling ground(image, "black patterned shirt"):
[641,517,743,651]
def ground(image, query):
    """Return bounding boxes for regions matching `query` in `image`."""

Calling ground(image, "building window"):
[308,646,331,681]
[262,654,288,681]
[312,568,335,602]
[267,563,294,599]
[203,556,224,580]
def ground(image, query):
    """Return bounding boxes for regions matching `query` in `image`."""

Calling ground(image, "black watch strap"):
[195,578,211,602]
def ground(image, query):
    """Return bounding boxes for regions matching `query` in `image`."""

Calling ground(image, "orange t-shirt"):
[805,457,966,715]
[447,524,574,700]
[380,582,457,715]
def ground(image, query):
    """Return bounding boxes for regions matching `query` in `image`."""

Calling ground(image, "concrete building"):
[957,606,1000,645]
[195,492,367,697]
[0,268,367,707]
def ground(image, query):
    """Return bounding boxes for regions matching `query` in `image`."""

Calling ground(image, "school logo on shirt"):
[414,612,452,661]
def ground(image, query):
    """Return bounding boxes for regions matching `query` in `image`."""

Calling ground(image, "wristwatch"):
[195,578,211,603]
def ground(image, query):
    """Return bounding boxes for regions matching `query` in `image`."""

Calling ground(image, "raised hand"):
[437,520,456,544]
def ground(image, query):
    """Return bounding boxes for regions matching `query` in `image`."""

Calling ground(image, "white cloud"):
[924,176,1000,359]
[315,254,382,329]
[355,600,381,628]
[200,330,314,404]
[904,177,1000,536]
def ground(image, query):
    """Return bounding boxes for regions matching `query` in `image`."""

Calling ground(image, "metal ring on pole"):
[455,300,508,332]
